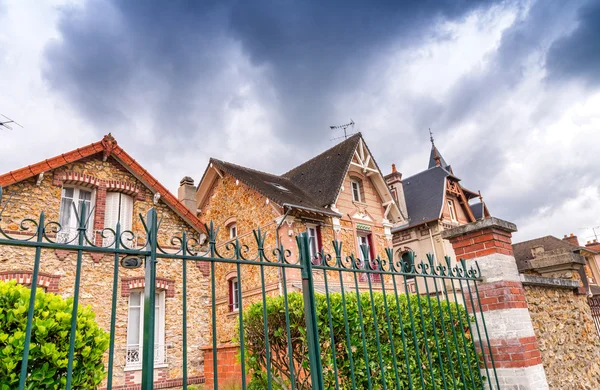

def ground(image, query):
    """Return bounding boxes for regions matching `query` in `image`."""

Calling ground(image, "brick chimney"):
[178,176,196,212]
[384,164,407,221]
[563,233,580,247]
[585,239,600,252]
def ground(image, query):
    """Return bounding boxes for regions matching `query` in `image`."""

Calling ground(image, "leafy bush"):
[0,280,109,389]
[242,291,482,390]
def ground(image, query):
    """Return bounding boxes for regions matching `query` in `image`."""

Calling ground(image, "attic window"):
[265,181,290,192]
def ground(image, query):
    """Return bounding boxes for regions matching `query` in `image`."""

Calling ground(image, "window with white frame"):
[229,223,237,239]
[447,199,457,222]
[229,277,240,312]
[126,291,166,368]
[351,179,362,202]
[307,225,321,261]
[58,187,94,243]
[104,192,134,246]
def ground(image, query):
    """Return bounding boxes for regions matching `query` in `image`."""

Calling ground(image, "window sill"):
[226,309,240,318]
[124,363,168,372]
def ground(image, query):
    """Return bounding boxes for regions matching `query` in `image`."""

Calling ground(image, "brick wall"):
[202,344,243,388]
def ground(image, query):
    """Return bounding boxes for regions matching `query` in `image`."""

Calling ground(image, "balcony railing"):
[125,344,167,369]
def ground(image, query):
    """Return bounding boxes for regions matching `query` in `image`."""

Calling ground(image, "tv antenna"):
[330,119,356,141]
[0,114,23,131]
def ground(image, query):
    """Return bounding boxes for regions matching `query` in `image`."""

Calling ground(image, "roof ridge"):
[402,166,448,182]
[210,158,291,182]
[513,235,561,247]
[282,132,362,177]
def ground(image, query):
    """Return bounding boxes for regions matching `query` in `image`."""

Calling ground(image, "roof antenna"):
[330,119,356,141]
[0,114,23,131]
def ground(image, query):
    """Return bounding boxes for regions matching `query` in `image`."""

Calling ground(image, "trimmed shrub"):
[242,291,482,390]
[0,280,109,389]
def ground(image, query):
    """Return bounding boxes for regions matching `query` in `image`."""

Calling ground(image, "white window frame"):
[307,225,319,260]
[229,277,240,312]
[126,290,166,369]
[229,223,237,239]
[58,186,95,244]
[447,199,457,222]
[351,179,362,202]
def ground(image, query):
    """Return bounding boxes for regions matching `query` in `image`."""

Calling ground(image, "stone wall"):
[0,155,209,388]
[523,280,600,389]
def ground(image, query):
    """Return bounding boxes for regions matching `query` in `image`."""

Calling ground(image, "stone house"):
[385,137,491,292]
[192,133,406,349]
[0,134,208,389]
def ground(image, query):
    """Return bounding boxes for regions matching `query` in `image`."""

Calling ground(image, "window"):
[358,234,380,282]
[447,199,457,222]
[307,225,322,262]
[351,180,362,202]
[229,223,237,239]
[104,192,134,246]
[126,291,166,368]
[229,278,240,312]
[58,187,94,243]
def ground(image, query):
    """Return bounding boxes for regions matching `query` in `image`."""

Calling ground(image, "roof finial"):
[429,128,434,146]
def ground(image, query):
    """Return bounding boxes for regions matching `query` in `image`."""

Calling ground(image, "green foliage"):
[0,280,109,389]
[241,291,482,390]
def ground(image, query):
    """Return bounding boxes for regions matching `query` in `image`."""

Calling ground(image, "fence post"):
[298,232,324,389]
[442,217,549,389]
[141,208,158,389]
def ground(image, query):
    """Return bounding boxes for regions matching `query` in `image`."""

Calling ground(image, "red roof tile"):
[0,134,204,233]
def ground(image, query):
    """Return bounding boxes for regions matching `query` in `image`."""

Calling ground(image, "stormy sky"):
[1,0,600,243]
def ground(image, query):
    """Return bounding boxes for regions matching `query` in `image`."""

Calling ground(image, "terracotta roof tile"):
[0,134,204,233]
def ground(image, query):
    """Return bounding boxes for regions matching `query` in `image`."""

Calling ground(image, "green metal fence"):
[0,202,500,389]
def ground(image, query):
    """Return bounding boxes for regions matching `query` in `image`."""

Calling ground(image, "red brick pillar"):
[442,217,549,389]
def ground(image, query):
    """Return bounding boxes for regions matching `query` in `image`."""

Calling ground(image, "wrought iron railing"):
[125,344,168,368]
[0,197,500,389]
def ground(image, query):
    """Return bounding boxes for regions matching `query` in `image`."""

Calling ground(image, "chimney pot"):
[392,163,397,173]
[570,233,574,237]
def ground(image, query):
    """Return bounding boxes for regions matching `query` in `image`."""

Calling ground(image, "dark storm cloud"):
[546,0,600,86]
[43,0,493,149]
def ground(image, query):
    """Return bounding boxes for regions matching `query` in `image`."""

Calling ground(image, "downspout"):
[428,224,443,292]
[276,207,292,295]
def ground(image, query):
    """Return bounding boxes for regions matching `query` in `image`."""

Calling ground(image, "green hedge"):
[0,280,109,389]
[242,291,482,390]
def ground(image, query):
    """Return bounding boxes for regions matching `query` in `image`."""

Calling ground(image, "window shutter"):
[120,194,133,231]
[228,279,233,312]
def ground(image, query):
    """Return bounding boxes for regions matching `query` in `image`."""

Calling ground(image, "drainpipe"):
[276,207,292,295]
[428,224,443,292]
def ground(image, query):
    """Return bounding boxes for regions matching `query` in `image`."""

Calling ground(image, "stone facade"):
[0,154,209,388]
[523,283,600,389]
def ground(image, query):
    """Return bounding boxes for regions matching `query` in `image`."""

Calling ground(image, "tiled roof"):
[283,133,362,207]
[398,166,449,229]
[210,158,341,217]
[512,235,582,271]
[0,134,204,232]
[469,202,485,220]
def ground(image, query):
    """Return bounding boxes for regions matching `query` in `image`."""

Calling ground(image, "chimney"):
[178,176,196,212]
[585,239,600,252]
[384,163,402,183]
[563,233,580,247]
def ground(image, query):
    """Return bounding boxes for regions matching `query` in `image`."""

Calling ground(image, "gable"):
[0,134,203,232]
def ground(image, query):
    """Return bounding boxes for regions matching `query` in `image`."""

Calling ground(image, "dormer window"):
[351,179,362,202]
